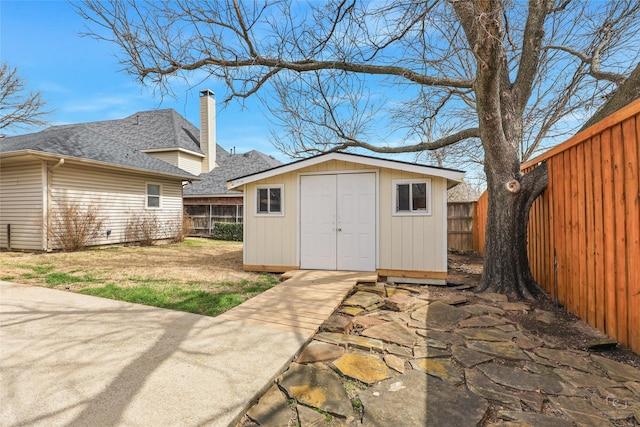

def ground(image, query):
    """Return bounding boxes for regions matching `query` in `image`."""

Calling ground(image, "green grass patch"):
[176,238,213,248]
[30,265,56,274]
[1,276,15,281]
[45,272,101,286]
[78,275,278,317]
[21,273,40,279]
[128,276,175,286]
[16,264,55,275]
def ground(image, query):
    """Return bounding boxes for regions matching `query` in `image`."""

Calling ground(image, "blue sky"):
[1,0,283,160]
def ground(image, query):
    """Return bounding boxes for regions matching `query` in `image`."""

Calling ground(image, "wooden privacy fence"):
[447,202,476,251]
[475,98,640,354]
[473,193,488,255]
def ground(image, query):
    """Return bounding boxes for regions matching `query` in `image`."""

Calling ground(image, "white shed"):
[228,152,464,284]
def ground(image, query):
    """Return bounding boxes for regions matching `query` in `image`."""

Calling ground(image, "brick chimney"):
[199,89,216,173]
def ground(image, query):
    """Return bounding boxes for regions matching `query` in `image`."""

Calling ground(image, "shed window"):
[147,183,161,208]
[393,179,431,215]
[256,185,283,215]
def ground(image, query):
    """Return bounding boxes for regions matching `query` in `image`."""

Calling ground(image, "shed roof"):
[0,126,198,180]
[227,152,465,190]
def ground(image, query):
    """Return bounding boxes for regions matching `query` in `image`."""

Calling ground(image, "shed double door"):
[300,173,376,271]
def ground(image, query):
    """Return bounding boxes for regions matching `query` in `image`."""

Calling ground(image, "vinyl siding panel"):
[0,159,45,250]
[378,170,447,273]
[148,151,179,168]
[148,151,203,175]
[177,152,203,175]
[49,163,184,248]
[244,173,298,267]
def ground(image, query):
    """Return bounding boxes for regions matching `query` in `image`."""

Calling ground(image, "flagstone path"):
[238,281,640,427]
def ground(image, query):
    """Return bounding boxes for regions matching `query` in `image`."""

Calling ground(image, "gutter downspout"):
[46,159,65,251]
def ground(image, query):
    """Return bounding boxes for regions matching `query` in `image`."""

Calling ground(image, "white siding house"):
[0,158,45,250]
[228,152,464,284]
[1,126,197,251]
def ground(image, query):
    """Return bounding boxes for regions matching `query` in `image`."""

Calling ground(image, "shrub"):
[212,222,243,241]
[125,211,160,246]
[47,200,105,251]
[165,210,195,243]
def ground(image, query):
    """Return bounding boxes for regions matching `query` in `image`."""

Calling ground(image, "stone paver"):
[383,293,415,311]
[315,331,384,352]
[279,363,353,417]
[591,354,640,382]
[424,301,471,329]
[425,376,489,427]
[549,396,616,427]
[411,358,463,385]
[497,410,574,427]
[296,340,345,363]
[358,371,427,427]
[331,353,392,384]
[533,347,596,372]
[452,345,494,367]
[466,340,530,360]
[477,363,564,394]
[465,368,521,408]
[246,384,293,426]
[343,291,383,310]
[361,321,418,347]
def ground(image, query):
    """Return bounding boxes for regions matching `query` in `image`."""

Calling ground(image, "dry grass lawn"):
[0,238,264,293]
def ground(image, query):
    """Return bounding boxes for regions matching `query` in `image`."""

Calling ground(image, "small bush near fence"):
[212,222,243,241]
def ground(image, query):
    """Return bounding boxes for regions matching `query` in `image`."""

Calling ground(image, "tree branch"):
[545,45,625,84]
[327,127,480,154]
[138,56,474,88]
[0,63,49,132]
[512,0,553,114]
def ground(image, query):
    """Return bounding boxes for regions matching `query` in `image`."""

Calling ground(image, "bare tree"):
[0,63,49,133]
[77,0,640,299]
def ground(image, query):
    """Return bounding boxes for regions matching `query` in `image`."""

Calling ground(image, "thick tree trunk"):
[477,162,549,300]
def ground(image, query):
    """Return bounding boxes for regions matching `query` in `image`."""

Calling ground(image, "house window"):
[256,185,283,215]
[393,179,431,215]
[146,183,161,208]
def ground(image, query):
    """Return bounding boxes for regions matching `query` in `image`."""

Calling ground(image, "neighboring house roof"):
[228,151,465,190]
[0,126,198,180]
[184,149,282,197]
[48,109,231,162]
[2,106,283,189]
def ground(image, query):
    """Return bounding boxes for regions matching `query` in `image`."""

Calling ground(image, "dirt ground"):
[447,251,640,368]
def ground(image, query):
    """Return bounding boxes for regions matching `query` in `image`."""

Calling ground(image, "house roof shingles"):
[1,125,198,179]
[2,107,281,189]
[184,149,282,196]
[49,109,230,162]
